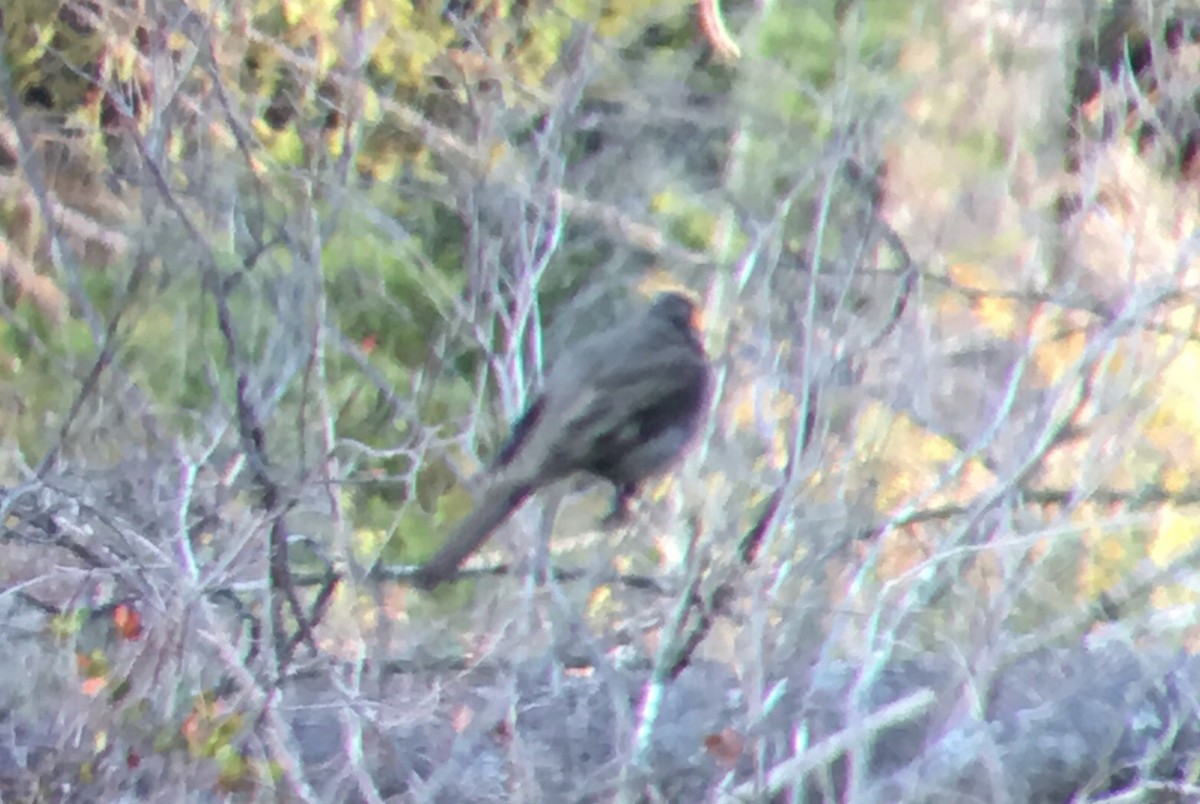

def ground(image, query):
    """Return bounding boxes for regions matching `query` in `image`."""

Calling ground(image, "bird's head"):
[651,292,702,333]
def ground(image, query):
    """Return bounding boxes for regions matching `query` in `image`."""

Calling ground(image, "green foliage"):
[2,0,104,108]
[378,481,473,562]
[49,608,89,641]
[322,212,457,364]
[752,0,916,122]
[650,188,722,252]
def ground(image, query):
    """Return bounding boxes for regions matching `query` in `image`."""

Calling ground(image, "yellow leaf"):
[947,261,996,290]
[1078,561,1119,597]
[919,431,957,464]
[362,87,382,123]
[1150,505,1200,567]
[1162,465,1189,495]
[112,42,139,82]
[486,141,507,173]
[1034,330,1087,384]
[975,295,1018,336]
[281,0,302,27]
[587,585,612,617]
[1151,583,1200,609]
[1096,536,1126,564]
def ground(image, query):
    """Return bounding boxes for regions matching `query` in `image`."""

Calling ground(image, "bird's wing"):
[585,340,709,412]
[535,345,708,474]
[489,299,709,485]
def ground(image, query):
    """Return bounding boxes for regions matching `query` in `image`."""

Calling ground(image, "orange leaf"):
[704,728,744,768]
[113,604,144,640]
[451,704,473,733]
[81,676,107,697]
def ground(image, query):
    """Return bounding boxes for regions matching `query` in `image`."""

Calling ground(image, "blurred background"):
[0,0,1196,799]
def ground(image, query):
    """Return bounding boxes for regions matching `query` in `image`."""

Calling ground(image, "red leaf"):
[704,728,744,769]
[113,604,144,640]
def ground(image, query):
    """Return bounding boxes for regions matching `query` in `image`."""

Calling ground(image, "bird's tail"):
[413,478,533,589]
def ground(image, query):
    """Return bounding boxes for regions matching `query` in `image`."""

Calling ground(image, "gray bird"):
[413,292,711,589]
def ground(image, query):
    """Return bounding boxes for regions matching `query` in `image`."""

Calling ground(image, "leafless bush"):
[0,0,1197,801]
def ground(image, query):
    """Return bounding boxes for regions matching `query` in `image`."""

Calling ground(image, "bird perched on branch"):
[413,292,712,589]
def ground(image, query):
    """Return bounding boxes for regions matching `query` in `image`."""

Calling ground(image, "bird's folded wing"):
[584,352,709,415]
